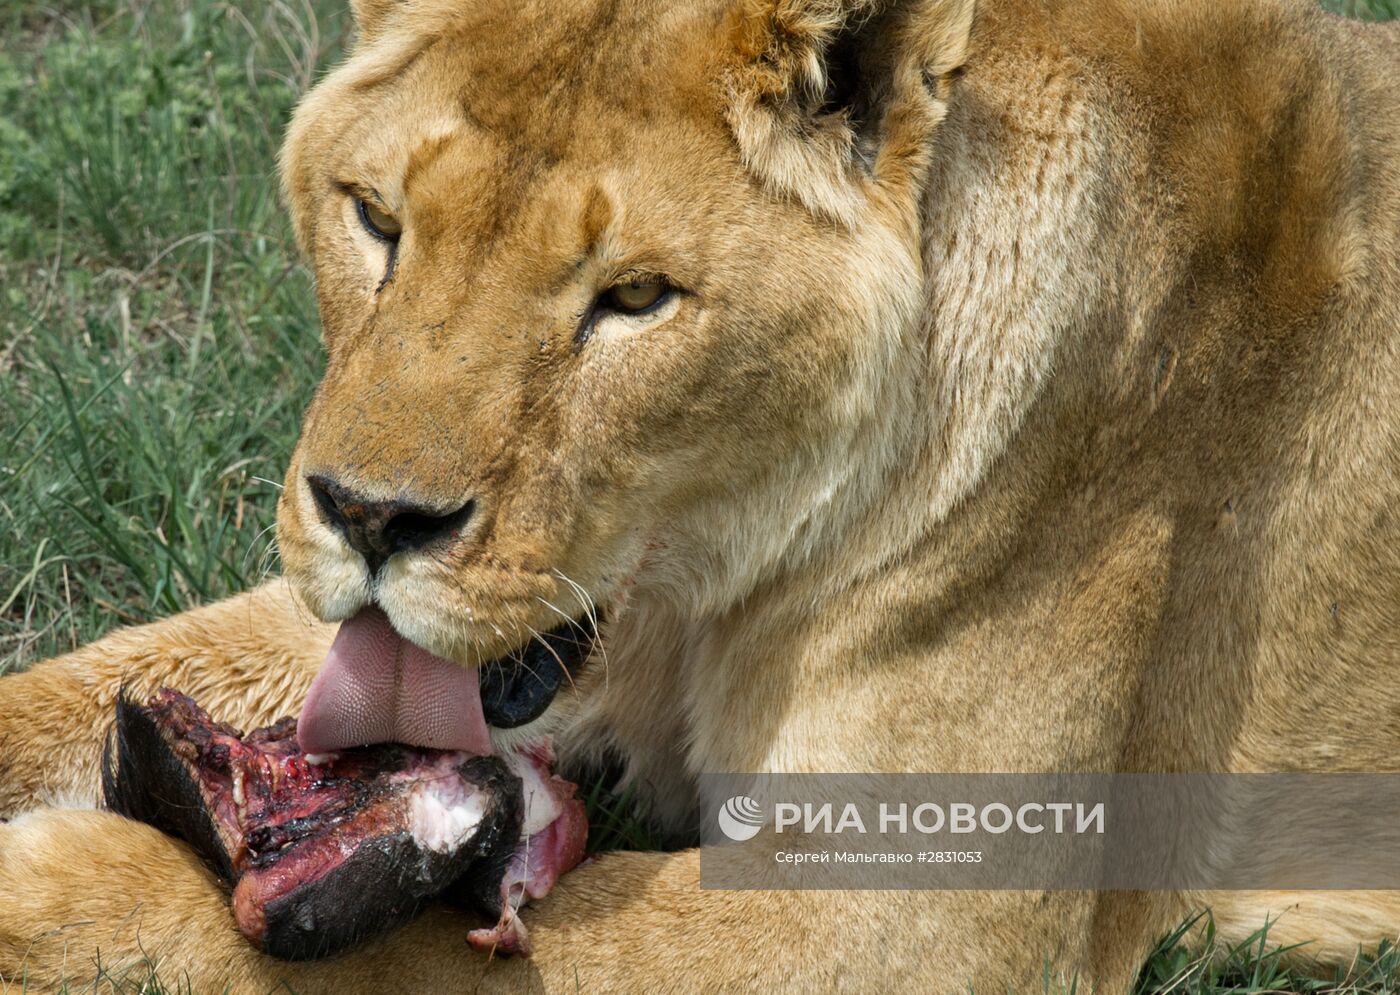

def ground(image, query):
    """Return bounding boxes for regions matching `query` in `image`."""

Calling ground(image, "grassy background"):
[1,0,1398,991]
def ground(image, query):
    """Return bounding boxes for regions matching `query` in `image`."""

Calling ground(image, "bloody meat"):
[103,689,586,960]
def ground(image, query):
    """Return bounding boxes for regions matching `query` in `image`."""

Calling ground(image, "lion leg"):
[1195,890,1400,963]
[0,808,1143,994]
[0,583,332,817]
[0,809,499,994]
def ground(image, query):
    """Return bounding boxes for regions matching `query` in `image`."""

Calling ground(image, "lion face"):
[275,0,965,667]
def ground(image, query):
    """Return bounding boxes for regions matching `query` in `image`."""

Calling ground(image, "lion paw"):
[0,810,236,991]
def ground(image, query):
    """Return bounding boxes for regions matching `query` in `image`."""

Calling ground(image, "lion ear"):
[726,0,975,226]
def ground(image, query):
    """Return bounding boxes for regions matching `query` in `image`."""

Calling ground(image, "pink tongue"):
[297,607,491,755]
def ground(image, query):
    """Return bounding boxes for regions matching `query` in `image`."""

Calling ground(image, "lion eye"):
[602,280,668,314]
[357,199,402,241]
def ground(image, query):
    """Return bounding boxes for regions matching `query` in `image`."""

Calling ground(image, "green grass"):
[0,0,338,668]
[1128,914,1400,995]
[1,0,1399,991]
[1324,0,1400,18]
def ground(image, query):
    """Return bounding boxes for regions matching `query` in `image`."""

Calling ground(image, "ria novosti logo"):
[715,792,1107,841]
[717,795,765,841]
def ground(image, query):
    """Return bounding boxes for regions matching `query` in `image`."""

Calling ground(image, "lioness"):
[3,0,1399,989]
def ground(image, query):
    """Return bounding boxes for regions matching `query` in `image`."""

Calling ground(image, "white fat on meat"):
[408,778,491,853]
[505,748,565,836]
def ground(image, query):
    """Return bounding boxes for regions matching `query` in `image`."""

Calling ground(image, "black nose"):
[306,474,475,573]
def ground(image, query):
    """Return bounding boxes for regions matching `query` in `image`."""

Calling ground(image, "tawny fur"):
[3,0,1400,991]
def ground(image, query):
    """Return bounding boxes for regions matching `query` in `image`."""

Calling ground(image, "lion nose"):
[305,474,476,574]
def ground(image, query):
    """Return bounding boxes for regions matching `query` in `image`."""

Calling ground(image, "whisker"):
[241,519,280,576]
[552,568,609,692]
[514,622,555,687]
[534,594,593,640]
[523,619,580,692]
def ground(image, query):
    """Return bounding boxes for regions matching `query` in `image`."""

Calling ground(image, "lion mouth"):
[478,615,596,728]
[297,607,595,755]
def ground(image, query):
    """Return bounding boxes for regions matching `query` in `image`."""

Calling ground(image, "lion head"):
[275,0,979,679]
